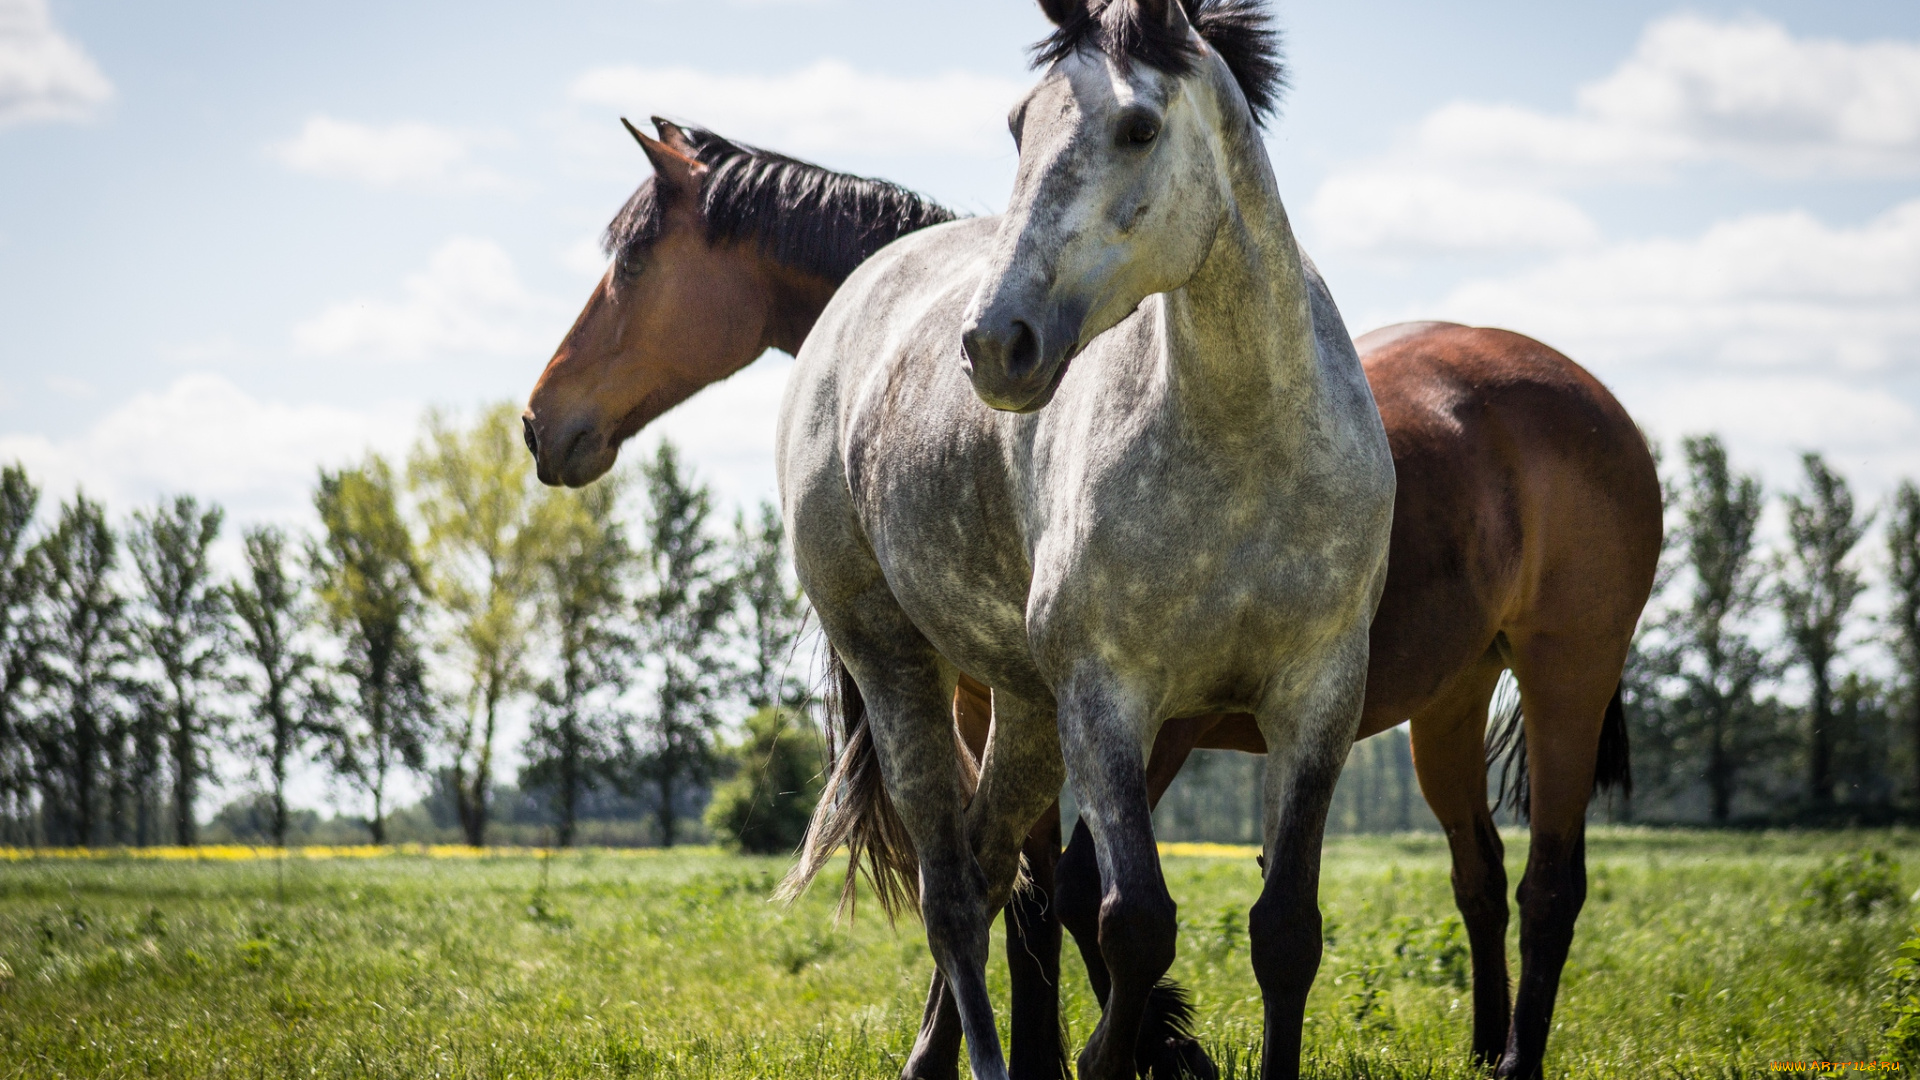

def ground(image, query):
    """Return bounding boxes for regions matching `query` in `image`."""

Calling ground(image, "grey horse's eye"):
[1124,116,1160,146]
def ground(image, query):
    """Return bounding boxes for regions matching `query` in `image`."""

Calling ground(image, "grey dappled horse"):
[777,2,1394,1078]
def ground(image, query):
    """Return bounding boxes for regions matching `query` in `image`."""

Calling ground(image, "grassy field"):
[0,829,1912,1079]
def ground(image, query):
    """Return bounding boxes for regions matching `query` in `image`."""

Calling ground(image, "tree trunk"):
[1708,705,1730,825]
[172,699,196,846]
[657,771,677,848]
[1808,665,1833,809]
[76,702,97,847]
[462,695,497,847]
[370,784,386,845]
[558,711,579,849]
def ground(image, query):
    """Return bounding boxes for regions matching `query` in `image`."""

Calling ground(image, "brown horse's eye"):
[1126,117,1160,146]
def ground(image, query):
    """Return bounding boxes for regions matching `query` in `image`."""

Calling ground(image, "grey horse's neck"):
[1160,134,1320,436]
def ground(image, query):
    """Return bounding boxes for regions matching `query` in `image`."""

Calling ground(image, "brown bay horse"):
[523,120,1661,1080]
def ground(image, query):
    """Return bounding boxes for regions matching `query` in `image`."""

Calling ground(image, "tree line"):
[6,416,1916,848]
[1624,437,1920,824]
[1153,435,1920,837]
[0,403,814,850]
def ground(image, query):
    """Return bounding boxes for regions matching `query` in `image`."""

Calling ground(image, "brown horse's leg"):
[1498,636,1616,1080]
[1007,806,1068,1080]
[1056,717,1220,1080]
[1407,660,1509,1067]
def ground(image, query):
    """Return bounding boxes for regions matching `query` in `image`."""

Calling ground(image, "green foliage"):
[1798,849,1906,920]
[32,493,142,846]
[634,441,736,847]
[409,402,559,846]
[1648,435,1777,823]
[1890,481,1920,803]
[732,500,809,711]
[310,456,435,843]
[705,707,826,855]
[0,464,41,840]
[1885,932,1920,1059]
[1779,453,1873,808]
[128,495,228,845]
[225,525,334,847]
[523,476,634,847]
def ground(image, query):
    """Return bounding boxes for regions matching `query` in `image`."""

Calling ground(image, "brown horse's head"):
[523,118,828,487]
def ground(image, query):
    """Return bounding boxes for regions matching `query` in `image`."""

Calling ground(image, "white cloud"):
[0,0,112,127]
[568,59,1024,157]
[1413,14,1920,178]
[270,115,507,189]
[293,237,570,362]
[1308,169,1600,256]
[0,373,411,523]
[1424,199,1920,373]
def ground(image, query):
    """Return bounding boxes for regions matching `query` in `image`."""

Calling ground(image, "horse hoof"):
[1146,1037,1218,1080]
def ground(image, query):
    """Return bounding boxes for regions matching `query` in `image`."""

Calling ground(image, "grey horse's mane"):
[1031,0,1288,124]
[603,125,959,282]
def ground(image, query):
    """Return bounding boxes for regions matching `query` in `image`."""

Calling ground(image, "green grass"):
[0,829,1913,1078]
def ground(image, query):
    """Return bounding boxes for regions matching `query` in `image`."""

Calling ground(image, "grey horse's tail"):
[1486,681,1632,822]
[779,649,976,921]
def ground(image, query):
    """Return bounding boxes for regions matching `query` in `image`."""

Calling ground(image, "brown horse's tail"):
[778,649,976,921]
[1486,681,1632,823]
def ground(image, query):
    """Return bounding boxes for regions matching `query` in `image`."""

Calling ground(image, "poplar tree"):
[0,466,41,841]
[1888,480,1920,805]
[129,496,229,845]
[1778,453,1870,810]
[522,479,632,847]
[226,525,333,847]
[312,457,435,844]
[34,494,138,845]
[1669,436,1771,823]
[733,499,809,711]
[409,403,551,846]
[634,442,735,847]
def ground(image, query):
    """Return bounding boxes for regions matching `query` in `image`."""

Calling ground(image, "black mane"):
[1031,0,1287,124]
[604,126,958,282]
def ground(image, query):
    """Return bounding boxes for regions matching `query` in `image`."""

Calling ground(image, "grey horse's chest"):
[846,344,1364,713]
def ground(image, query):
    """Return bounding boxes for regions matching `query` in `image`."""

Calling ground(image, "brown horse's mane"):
[603,125,959,283]
[1031,0,1287,124]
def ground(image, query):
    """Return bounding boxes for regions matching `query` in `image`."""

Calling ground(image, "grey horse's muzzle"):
[959,302,1081,414]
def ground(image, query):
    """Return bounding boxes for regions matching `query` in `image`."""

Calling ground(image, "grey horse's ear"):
[1135,0,1191,34]
[1037,0,1080,26]
[623,116,704,199]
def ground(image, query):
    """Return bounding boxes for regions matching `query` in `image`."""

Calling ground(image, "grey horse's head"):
[959,0,1276,413]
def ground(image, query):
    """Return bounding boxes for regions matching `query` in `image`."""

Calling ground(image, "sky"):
[3,0,1919,815]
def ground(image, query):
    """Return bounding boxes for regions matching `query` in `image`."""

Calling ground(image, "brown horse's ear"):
[651,116,698,155]
[1037,0,1081,27]
[622,116,704,199]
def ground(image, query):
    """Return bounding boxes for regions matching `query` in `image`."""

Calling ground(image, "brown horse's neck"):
[759,259,842,357]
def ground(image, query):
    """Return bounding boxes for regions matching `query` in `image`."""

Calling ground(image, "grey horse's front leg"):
[1250,636,1369,1080]
[1054,670,1178,1080]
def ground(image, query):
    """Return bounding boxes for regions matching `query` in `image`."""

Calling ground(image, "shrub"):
[1885,934,1920,1058]
[1800,850,1906,920]
[705,707,826,855]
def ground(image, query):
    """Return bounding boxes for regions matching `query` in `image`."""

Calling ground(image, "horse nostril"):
[1006,320,1040,378]
[521,416,539,459]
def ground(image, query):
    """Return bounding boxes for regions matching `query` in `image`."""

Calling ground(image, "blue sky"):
[5,0,1919,528]
[3,1,1919,809]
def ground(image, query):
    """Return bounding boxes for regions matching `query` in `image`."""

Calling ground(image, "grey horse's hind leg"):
[903,743,1068,1080]
[835,636,1006,1080]
[1054,673,1178,1080]
[1250,641,1369,1080]
[902,972,962,1080]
